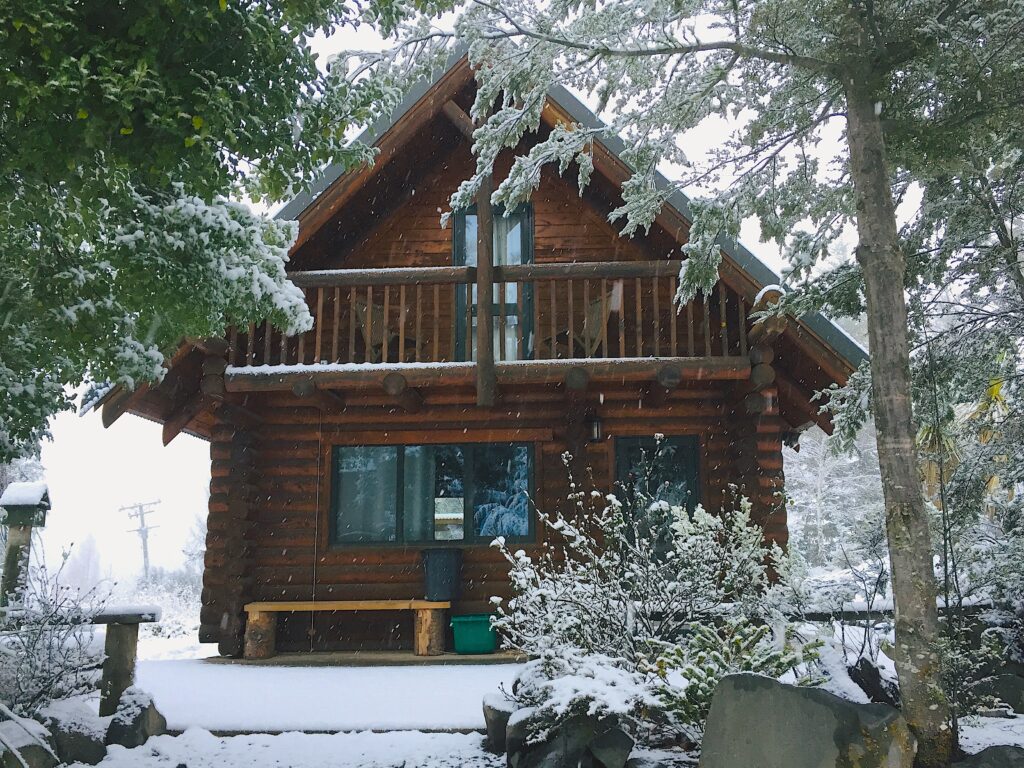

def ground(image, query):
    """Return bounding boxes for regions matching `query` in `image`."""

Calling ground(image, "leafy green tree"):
[0,0,409,460]
[354,1,1024,762]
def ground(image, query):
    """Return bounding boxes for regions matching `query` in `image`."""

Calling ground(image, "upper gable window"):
[453,206,534,361]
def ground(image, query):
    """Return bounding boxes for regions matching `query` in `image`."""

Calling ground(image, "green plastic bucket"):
[451,614,497,654]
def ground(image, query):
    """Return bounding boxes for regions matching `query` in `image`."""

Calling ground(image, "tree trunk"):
[845,85,953,766]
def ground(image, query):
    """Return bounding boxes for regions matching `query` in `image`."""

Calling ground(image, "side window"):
[614,436,701,513]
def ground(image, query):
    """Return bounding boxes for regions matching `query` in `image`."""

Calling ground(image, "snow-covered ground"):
[136,660,520,732]
[71,728,502,768]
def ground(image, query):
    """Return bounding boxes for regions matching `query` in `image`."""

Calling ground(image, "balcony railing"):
[226,260,749,369]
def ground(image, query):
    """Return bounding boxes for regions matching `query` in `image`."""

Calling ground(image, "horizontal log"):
[289,266,475,288]
[495,260,683,282]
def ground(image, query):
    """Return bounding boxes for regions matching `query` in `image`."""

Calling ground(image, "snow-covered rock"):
[482,693,515,753]
[36,698,108,765]
[0,719,57,768]
[506,708,634,768]
[954,745,1024,768]
[700,674,915,768]
[105,687,167,749]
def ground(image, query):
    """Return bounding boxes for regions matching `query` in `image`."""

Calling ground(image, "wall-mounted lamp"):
[585,413,603,443]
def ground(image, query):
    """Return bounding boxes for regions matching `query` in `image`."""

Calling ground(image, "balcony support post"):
[475,173,496,407]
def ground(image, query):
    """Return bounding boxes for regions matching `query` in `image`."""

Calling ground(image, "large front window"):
[615,436,701,512]
[331,443,534,545]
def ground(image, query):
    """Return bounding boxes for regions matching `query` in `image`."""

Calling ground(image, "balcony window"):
[454,205,534,361]
[331,443,534,545]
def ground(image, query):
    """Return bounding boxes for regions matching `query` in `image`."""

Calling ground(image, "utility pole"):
[121,501,160,581]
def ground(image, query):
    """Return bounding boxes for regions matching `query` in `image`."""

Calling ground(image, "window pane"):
[472,444,531,539]
[616,437,699,511]
[404,445,465,542]
[334,447,398,542]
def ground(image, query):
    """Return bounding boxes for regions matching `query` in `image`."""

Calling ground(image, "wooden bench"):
[242,600,451,660]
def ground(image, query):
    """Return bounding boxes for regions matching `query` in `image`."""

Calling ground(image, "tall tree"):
[360,1,1024,762]
[0,0,415,461]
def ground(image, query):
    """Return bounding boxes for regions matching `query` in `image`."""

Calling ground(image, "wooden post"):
[476,174,496,407]
[243,611,277,660]
[414,608,446,656]
[0,524,31,610]
[99,622,140,716]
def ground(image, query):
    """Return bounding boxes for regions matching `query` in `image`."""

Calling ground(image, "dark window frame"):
[328,442,536,547]
[453,204,535,361]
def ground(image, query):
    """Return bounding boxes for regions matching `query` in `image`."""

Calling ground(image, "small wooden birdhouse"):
[0,481,50,528]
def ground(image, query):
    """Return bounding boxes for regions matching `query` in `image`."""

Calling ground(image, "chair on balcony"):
[353,298,396,363]
[571,280,623,358]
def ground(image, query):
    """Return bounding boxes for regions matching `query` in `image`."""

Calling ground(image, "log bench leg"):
[99,622,139,717]
[244,610,277,660]
[414,608,445,656]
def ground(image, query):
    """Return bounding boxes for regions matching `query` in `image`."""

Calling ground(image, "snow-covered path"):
[135,659,520,732]
[73,728,502,768]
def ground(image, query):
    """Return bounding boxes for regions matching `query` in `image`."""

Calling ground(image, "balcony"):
[223,260,754,398]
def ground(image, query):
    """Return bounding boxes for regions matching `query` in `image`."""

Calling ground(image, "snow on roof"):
[0,480,49,508]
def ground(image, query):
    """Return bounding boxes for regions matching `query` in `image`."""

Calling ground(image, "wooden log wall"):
[200,382,735,653]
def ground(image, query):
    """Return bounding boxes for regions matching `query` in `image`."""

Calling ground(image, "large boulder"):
[506,708,634,768]
[104,687,167,749]
[987,674,1024,714]
[0,719,57,768]
[954,746,1024,768]
[700,674,916,768]
[483,693,515,753]
[36,699,107,766]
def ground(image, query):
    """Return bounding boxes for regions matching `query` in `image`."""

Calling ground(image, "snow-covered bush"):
[0,558,104,716]
[491,448,821,744]
[492,454,782,665]
[648,618,822,742]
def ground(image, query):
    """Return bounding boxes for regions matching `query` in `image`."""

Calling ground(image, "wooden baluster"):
[549,280,557,359]
[738,297,748,357]
[449,286,456,362]
[296,325,304,365]
[228,326,238,366]
[568,279,576,359]
[516,280,525,360]
[246,322,255,365]
[687,302,695,356]
[382,285,390,364]
[415,284,423,363]
[365,286,373,363]
[263,320,272,365]
[498,281,507,362]
[348,287,357,363]
[703,295,712,356]
[398,285,407,363]
[618,283,626,357]
[652,276,661,357]
[634,277,643,357]
[533,280,542,360]
[670,276,678,356]
[601,278,609,357]
[332,287,341,362]
[465,283,473,362]
[315,287,324,363]
[433,284,441,362]
[719,282,729,356]
[279,323,288,366]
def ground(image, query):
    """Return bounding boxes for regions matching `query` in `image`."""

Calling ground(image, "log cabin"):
[95,54,866,658]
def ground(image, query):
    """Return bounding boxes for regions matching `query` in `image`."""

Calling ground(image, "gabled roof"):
[276,52,867,375]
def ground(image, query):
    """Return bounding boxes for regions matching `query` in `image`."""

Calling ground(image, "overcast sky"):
[34,24,797,587]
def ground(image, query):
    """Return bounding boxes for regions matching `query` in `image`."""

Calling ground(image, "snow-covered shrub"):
[491,448,820,744]
[648,618,822,742]
[492,454,782,665]
[0,558,103,716]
